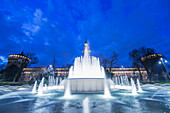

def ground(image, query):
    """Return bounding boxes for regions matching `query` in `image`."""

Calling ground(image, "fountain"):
[64,42,110,93]
[56,77,58,85]
[38,77,44,95]
[64,67,72,98]
[137,79,143,92]
[44,84,47,90]
[32,81,37,93]
[103,68,111,98]
[83,97,90,113]
[131,78,137,95]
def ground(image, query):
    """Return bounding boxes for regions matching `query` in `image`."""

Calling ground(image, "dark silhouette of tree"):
[129,49,143,81]
[66,64,72,68]
[98,54,109,69]
[129,47,156,81]
[108,52,119,78]
[139,47,155,58]
[98,52,119,78]
[24,53,38,67]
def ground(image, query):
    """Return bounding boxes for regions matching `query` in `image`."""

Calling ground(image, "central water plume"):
[69,42,104,79]
[64,42,111,93]
[64,42,110,97]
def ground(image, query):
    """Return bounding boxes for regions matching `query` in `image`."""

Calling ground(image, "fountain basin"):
[64,78,105,92]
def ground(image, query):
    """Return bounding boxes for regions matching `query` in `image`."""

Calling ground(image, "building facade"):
[20,67,147,82]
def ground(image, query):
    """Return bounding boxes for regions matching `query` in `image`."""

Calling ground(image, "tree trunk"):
[13,71,19,82]
[13,67,23,82]
[137,66,143,81]
[109,67,112,78]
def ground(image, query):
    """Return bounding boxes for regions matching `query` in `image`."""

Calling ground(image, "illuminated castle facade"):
[6,52,30,69]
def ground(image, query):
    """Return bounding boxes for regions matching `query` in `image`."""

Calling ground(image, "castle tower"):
[6,52,30,69]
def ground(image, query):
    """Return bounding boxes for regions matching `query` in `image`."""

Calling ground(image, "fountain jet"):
[38,77,44,95]
[102,67,111,98]
[137,79,143,92]
[83,97,90,113]
[64,66,73,98]
[32,81,37,93]
[131,78,137,95]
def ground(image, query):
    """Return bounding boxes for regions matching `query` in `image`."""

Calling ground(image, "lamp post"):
[159,58,169,81]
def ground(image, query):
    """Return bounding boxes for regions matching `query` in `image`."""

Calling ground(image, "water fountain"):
[44,84,47,90]
[103,68,111,98]
[83,97,90,113]
[32,81,37,93]
[64,42,110,94]
[56,77,58,85]
[112,75,131,89]
[137,79,143,92]
[38,77,44,95]
[131,78,137,95]
[64,67,72,98]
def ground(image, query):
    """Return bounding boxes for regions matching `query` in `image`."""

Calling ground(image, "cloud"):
[33,9,43,24]
[22,8,46,39]
[0,56,8,64]
[22,24,40,34]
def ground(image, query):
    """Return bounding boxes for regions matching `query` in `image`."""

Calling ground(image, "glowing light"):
[159,61,162,64]
[165,60,168,63]
[160,58,163,60]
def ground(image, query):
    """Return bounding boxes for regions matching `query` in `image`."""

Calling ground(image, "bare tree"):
[107,52,119,78]
[129,49,143,81]
[129,47,156,81]
[24,53,38,67]
[108,52,118,68]
[98,52,119,78]
[98,54,109,69]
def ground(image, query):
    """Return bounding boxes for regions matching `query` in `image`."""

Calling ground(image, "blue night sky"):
[0,0,170,68]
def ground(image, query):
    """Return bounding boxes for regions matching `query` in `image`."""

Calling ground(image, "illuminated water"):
[0,84,169,113]
[32,81,37,93]
[63,42,111,96]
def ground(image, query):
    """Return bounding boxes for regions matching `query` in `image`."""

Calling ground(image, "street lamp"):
[49,65,52,68]
[159,58,168,65]
[159,58,169,81]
